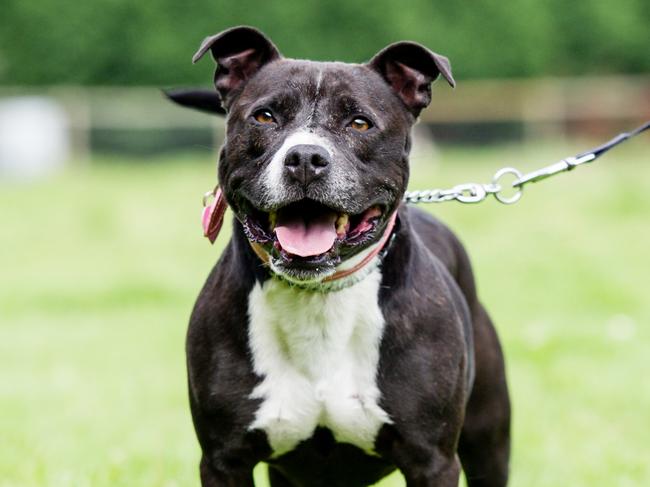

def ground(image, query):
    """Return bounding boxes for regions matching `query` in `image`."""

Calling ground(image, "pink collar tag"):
[202,186,228,244]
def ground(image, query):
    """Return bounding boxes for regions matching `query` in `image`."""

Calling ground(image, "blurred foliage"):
[0,0,649,85]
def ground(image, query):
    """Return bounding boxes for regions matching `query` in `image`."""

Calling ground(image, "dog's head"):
[169,26,454,283]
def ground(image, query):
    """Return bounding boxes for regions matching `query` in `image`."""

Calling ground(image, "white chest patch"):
[247,270,392,456]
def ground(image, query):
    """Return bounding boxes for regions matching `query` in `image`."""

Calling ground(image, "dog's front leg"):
[200,455,255,487]
[401,452,461,487]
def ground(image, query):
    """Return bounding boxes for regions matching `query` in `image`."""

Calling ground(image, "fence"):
[421,75,650,143]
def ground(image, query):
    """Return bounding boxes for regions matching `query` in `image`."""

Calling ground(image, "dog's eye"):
[253,109,275,124]
[349,117,372,132]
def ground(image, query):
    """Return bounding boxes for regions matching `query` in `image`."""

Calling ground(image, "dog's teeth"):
[269,211,277,230]
[336,213,349,235]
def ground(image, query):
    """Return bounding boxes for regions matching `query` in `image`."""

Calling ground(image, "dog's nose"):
[283,144,330,186]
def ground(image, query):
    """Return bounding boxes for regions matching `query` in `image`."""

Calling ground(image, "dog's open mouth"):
[242,199,384,265]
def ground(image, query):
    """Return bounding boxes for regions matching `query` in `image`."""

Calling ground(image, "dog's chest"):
[246,271,391,456]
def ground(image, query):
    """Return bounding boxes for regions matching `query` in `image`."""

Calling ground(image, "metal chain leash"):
[403,121,650,206]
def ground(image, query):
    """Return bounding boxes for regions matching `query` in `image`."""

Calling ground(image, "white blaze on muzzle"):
[262,130,335,202]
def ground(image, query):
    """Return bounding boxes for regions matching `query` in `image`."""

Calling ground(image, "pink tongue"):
[275,212,338,257]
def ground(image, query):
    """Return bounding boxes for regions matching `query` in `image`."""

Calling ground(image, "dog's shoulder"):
[407,206,465,269]
[186,233,259,372]
[189,222,265,325]
[404,205,479,308]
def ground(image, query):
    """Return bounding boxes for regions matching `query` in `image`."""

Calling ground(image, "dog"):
[168,26,511,487]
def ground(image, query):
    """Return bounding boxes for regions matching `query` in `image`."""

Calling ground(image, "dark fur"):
[173,26,510,486]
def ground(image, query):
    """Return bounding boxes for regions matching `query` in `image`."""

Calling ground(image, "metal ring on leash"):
[492,167,524,205]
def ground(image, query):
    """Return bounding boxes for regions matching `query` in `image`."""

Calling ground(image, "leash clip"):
[202,188,216,207]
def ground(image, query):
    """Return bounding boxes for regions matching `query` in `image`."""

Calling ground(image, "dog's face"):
[220,60,414,282]
[173,27,454,282]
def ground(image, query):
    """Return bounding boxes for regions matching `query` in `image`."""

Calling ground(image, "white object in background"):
[0,97,70,180]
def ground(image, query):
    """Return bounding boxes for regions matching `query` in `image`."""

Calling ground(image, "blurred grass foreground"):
[1,140,649,486]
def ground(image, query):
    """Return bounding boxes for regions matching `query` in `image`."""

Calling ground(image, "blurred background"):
[1,1,648,486]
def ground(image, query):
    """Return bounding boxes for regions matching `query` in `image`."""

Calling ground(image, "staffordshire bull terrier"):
[168,26,511,487]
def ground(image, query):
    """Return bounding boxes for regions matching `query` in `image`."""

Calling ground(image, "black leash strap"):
[575,121,650,160]
[512,121,650,188]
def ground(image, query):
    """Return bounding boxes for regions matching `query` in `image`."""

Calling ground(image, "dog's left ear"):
[192,26,282,110]
[368,41,455,117]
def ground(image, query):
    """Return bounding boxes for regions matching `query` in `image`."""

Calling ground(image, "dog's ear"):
[163,88,226,115]
[368,41,455,117]
[192,26,281,110]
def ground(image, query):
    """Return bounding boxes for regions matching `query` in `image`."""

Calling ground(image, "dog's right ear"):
[192,26,281,110]
[163,88,226,115]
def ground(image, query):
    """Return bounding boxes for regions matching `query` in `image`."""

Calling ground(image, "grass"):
[1,140,649,486]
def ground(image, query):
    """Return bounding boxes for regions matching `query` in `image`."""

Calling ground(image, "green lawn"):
[1,140,649,486]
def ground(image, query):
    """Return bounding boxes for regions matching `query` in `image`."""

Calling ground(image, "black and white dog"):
[169,26,510,487]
